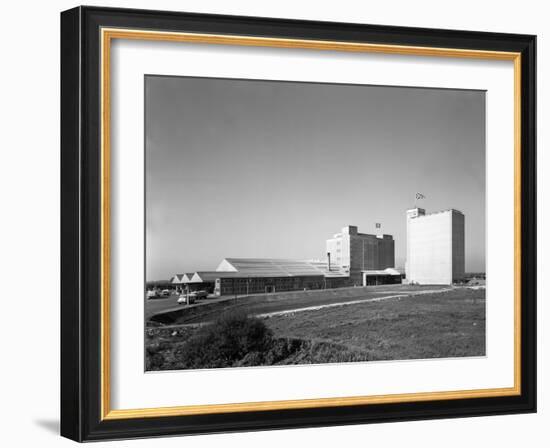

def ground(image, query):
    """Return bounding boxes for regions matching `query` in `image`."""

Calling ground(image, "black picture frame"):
[61,5,536,442]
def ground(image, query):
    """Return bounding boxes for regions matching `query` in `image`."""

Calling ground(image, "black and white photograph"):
[144,75,486,371]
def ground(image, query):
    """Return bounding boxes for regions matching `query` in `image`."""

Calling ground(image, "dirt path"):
[256,288,454,318]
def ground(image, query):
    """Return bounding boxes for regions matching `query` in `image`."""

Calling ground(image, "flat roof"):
[362,268,402,276]
[408,208,464,217]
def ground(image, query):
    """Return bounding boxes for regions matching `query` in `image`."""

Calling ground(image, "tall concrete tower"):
[406,208,465,285]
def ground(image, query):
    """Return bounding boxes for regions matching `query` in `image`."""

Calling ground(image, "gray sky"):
[146,76,485,280]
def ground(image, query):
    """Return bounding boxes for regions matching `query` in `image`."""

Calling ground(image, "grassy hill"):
[146,287,485,370]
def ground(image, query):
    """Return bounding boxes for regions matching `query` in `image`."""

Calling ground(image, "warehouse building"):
[182,258,349,296]
[405,208,465,285]
[188,271,236,294]
[213,258,349,296]
[178,258,350,296]
[326,225,395,285]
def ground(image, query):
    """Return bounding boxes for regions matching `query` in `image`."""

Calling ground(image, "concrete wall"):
[326,235,346,268]
[406,208,465,285]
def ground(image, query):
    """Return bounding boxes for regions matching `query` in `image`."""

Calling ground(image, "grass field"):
[145,287,485,370]
[148,284,450,325]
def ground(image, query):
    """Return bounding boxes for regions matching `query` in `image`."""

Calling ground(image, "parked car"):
[192,290,208,299]
[177,290,208,305]
[146,290,159,299]
[160,289,171,297]
[177,295,194,305]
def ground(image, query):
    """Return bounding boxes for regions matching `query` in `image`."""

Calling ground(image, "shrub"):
[176,311,274,368]
[145,346,165,370]
[264,338,304,365]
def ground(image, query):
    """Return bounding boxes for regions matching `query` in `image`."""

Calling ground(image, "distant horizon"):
[147,265,488,283]
[146,76,486,281]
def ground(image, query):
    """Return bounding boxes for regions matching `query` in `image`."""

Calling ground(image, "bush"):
[145,345,165,370]
[264,338,304,365]
[176,311,274,369]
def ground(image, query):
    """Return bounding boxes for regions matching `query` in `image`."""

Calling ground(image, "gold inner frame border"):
[99,27,522,421]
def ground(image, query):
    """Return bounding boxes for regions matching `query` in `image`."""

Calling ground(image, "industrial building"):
[168,206,467,294]
[171,225,399,296]
[405,208,465,285]
[213,258,348,296]
[326,225,395,285]
[172,259,349,296]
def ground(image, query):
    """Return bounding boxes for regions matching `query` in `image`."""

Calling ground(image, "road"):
[145,295,181,319]
[145,293,236,320]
